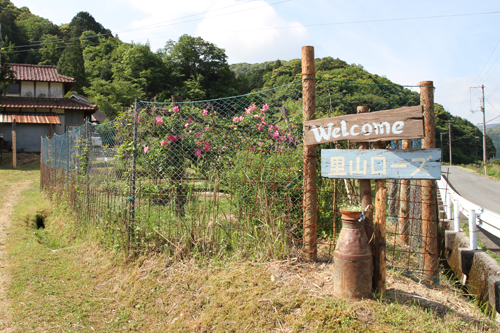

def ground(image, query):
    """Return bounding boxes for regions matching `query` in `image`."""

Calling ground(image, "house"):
[0,63,98,152]
[69,93,107,123]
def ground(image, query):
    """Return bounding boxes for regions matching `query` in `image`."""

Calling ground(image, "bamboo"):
[302,46,317,261]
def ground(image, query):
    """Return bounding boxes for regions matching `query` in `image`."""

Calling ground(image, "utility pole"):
[471,85,488,175]
[445,120,453,165]
[481,85,487,175]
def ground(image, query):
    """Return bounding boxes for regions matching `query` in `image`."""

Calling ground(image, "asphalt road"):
[443,166,500,252]
[443,166,500,215]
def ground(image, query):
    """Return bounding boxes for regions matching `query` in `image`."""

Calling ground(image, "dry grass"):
[2,165,498,332]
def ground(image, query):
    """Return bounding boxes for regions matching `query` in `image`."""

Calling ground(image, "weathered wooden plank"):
[321,148,441,180]
[304,106,424,145]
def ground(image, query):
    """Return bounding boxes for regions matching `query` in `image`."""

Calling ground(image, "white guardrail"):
[437,175,500,250]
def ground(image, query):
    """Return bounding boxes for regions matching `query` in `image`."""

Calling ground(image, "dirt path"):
[0,179,32,332]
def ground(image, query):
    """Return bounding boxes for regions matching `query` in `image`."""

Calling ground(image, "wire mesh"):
[40,79,437,272]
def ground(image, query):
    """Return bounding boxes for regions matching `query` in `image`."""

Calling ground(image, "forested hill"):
[0,0,496,163]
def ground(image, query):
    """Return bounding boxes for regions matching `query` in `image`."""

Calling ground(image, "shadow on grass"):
[0,152,41,171]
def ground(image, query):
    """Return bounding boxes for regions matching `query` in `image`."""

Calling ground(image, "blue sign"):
[321,149,441,180]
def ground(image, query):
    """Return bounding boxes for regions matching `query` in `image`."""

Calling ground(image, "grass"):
[1,163,497,331]
[461,163,500,180]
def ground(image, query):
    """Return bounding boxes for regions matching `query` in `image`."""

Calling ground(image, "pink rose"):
[167,135,177,142]
[202,109,208,116]
[144,146,149,153]
[195,132,202,137]
[194,149,201,157]
[156,116,163,125]
[203,145,211,152]
[172,106,179,112]
[160,140,167,146]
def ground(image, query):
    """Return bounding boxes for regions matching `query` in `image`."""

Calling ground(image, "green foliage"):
[486,124,500,158]
[57,41,87,93]
[435,104,496,164]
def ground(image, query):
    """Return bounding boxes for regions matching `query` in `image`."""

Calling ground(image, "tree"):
[83,78,143,119]
[38,34,63,65]
[160,35,238,100]
[0,50,15,95]
[57,41,87,93]
[68,11,110,38]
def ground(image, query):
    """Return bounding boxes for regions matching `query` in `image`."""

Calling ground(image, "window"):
[6,82,20,94]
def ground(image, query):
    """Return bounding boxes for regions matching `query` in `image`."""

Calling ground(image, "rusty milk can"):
[333,210,372,300]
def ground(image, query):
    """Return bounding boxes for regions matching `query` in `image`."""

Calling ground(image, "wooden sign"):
[304,106,424,145]
[321,149,441,180]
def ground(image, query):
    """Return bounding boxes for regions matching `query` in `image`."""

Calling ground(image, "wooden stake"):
[420,81,439,281]
[357,106,373,245]
[374,141,386,295]
[302,46,317,261]
[12,120,16,168]
[399,140,410,244]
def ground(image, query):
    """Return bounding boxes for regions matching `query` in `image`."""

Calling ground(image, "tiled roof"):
[0,114,61,125]
[0,97,97,111]
[10,63,75,83]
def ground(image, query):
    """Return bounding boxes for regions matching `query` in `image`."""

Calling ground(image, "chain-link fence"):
[41,79,437,276]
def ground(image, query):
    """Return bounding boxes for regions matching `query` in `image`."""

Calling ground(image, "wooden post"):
[399,139,411,244]
[356,106,374,244]
[373,141,386,294]
[12,119,16,168]
[302,46,317,261]
[420,81,439,281]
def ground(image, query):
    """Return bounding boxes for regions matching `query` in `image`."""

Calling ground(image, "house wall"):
[65,111,84,126]
[36,82,49,98]
[0,123,49,152]
[55,115,65,135]
[17,124,50,152]
[21,82,34,97]
[50,83,64,98]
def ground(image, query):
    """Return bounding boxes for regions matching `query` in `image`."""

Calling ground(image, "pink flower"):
[254,114,260,118]
[261,104,269,112]
[291,124,295,129]
[187,118,193,124]
[268,125,273,130]
[168,134,177,142]
[258,142,263,146]
[289,137,294,143]
[251,146,256,151]
[203,144,211,152]
[257,124,263,131]
[233,117,239,122]
[144,146,149,153]
[205,126,209,131]
[184,123,189,128]
[195,132,202,137]
[160,140,167,146]
[172,106,179,112]
[202,109,208,116]
[272,131,280,139]
[137,116,141,123]
[275,125,280,130]
[239,116,244,121]
[245,103,257,113]
[180,134,186,140]
[194,149,202,157]
[261,117,265,122]
[156,116,163,125]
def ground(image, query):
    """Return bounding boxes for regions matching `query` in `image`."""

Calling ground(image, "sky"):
[9,0,500,127]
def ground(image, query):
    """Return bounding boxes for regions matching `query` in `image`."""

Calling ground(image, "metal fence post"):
[302,46,317,261]
[420,81,439,281]
[129,99,139,248]
[469,209,477,250]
